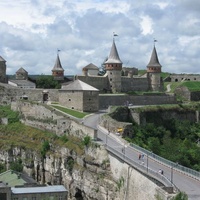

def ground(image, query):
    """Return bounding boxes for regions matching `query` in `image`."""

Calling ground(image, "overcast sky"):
[0,0,200,75]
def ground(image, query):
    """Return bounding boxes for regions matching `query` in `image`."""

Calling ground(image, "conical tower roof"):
[105,39,122,64]
[52,54,64,71]
[147,46,162,68]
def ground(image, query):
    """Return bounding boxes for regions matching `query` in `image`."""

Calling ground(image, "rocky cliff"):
[0,101,175,200]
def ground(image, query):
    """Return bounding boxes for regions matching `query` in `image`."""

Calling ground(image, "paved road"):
[83,111,200,200]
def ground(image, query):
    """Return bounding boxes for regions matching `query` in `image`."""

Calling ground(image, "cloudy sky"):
[0,0,200,75]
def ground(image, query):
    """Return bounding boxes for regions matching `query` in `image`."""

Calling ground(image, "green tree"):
[10,159,23,172]
[36,75,61,89]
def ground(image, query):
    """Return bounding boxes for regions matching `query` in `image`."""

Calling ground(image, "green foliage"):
[172,192,188,200]
[165,81,200,93]
[160,72,170,79]
[0,163,6,173]
[82,135,91,147]
[41,141,50,158]
[59,135,68,143]
[0,105,19,123]
[65,157,74,174]
[36,75,61,89]
[182,81,200,92]
[116,176,124,191]
[10,158,23,172]
[128,118,200,170]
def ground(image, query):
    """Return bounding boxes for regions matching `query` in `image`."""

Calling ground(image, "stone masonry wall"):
[11,101,97,139]
[99,94,177,109]
[121,77,149,92]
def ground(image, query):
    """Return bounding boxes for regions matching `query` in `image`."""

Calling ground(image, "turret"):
[16,67,28,80]
[147,44,162,91]
[105,39,122,93]
[0,56,7,83]
[52,53,64,80]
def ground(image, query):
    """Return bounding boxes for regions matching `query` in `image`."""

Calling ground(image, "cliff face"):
[0,101,167,200]
[0,144,123,200]
[0,142,162,200]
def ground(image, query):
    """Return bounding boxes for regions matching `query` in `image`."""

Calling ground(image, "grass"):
[51,105,89,118]
[0,105,85,155]
[182,81,200,91]
[0,121,84,155]
[164,81,200,93]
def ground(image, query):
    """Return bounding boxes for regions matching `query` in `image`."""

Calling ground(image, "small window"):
[110,78,112,81]
[69,99,71,101]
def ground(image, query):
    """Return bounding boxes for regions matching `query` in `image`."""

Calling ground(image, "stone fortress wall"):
[11,101,97,139]
[169,74,200,82]
[99,93,177,109]
[0,83,177,109]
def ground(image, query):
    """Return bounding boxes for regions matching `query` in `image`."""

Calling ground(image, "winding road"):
[83,110,200,200]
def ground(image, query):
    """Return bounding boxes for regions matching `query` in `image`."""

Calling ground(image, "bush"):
[41,141,50,158]
[0,163,6,173]
[82,136,91,147]
[10,159,23,172]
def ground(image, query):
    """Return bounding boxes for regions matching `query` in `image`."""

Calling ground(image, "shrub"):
[10,159,23,172]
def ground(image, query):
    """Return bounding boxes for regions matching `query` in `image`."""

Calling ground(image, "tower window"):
[110,78,112,81]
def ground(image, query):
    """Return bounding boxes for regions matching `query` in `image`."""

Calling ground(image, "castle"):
[74,39,163,93]
[0,39,178,112]
[0,39,163,93]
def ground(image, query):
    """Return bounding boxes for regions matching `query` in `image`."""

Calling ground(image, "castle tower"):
[16,67,28,80]
[147,45,162,91]
[52,53,64,80]
[105,39,122,93]
[0,56,7,83]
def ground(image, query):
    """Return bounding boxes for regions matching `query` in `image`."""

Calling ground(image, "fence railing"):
[106,145,179,192]
[130,143,200,181]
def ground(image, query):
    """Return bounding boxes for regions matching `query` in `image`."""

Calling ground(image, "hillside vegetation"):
[0,106,85,155]
[112,105,200,171]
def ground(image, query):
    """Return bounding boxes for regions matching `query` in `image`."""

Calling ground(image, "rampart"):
[121,77,149,92]
[99,93,177,108]
[169,74,200,82]
[11,101,97,139]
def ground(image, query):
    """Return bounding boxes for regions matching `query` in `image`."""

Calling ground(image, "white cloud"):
[0,0,200,75]
[140,15,154,35]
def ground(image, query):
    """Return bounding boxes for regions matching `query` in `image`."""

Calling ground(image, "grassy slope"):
[165,81,200,93]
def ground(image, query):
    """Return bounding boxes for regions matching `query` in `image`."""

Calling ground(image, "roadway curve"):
[83,111,200,200]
